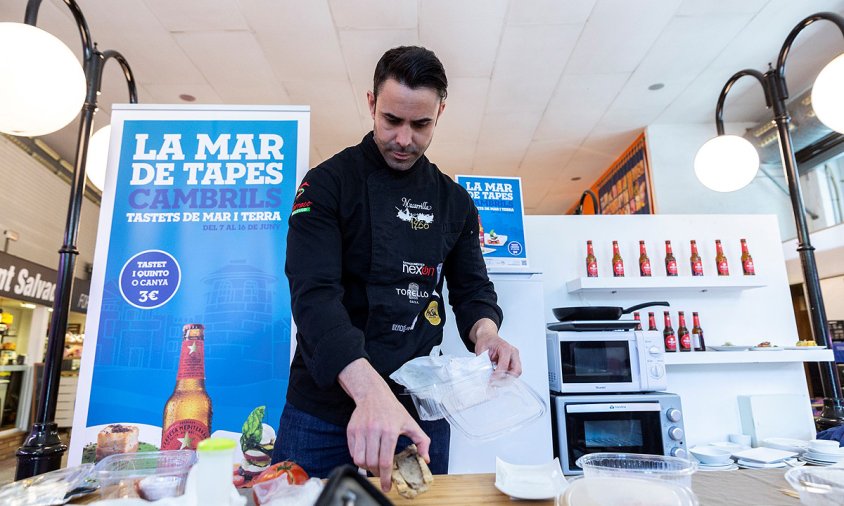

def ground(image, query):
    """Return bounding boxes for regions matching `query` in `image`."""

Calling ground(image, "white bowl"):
[689,446,733,465]
[557,476,699,506]
[809,439,840,453]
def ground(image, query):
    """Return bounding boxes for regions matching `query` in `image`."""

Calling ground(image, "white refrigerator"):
[440,272,553,473]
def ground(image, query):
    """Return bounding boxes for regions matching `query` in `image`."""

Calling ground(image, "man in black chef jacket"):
[274,45,522,492]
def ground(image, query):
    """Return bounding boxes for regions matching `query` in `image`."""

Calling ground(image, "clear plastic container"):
[575,453,697,490]
[406,370,546,440]
[93,450,197,499]
[557,476,699,506]
[785,467,844,506]
[0,463,95,505]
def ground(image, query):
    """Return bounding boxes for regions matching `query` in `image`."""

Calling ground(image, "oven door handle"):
[566,403,661,413]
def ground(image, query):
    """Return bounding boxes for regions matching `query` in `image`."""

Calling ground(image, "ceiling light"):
[179,94,197,102]
[570,176,582,181]
[811,52,844,133]
[648,83,665,91]
[694,135,759,192]
[20,303,37,309]
[0,22,86,136]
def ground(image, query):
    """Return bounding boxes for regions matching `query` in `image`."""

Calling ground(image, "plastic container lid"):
[557,476,699,506]
[575,453,697,489]
[406,370,546,440]
[93,450,197,499]
[785,467,844,506]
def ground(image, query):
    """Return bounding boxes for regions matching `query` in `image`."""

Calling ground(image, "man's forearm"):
[338,357,393,403]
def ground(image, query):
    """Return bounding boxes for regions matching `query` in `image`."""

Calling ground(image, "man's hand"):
[470,318,522,376]
[338,358,431,492]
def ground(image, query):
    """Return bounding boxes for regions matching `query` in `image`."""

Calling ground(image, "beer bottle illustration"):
[161,323,212,450]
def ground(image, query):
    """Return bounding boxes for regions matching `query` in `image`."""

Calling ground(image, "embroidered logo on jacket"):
[291,200,312,216]
[402,261,437,277]
[395,282,429,304]
[424,300,441,326]
[395,197,434,230]
[295,181,309,200]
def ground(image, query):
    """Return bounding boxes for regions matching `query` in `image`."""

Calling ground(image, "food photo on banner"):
[66,105,310,487]
[455,175,529,271]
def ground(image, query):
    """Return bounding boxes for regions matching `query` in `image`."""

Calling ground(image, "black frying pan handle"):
[621,301,670,314]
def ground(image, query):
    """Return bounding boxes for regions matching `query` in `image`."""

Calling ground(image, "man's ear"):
[435,100,446,125]
[367,90,377,120]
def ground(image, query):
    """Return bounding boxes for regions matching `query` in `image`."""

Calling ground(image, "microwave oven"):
[551,392,687,475]
[546,330,667,393]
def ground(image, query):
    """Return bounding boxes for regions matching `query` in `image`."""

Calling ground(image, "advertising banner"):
[68,105,309,485]
[456,175,529,271]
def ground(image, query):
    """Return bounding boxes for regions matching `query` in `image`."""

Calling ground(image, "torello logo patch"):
[395,282,429,304]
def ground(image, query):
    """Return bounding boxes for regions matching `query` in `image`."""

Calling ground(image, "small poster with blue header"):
[456,175,528,271]
[67,105,309,487]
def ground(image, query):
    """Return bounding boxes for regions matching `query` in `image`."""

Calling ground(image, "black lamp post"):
[14,0,137,479]
[697,12,844,430]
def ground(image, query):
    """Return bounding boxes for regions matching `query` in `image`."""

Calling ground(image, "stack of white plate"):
[732,447,799,469]
[760,437,810,455]
[800,448,844,466]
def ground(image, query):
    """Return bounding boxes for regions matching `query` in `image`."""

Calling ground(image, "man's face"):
[367,78,446,171]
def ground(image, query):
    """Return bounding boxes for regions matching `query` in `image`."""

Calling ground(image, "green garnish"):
[240,406,266,452]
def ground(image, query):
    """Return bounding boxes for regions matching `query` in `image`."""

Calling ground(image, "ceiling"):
[3,0,844,213]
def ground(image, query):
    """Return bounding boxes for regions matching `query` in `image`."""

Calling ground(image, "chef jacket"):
[285,132,503,426]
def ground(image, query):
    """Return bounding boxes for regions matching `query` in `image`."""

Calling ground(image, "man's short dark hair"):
[373,46,448,101]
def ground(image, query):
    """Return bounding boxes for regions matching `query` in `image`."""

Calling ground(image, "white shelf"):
[566,275,766,294]
[664,349,834,365]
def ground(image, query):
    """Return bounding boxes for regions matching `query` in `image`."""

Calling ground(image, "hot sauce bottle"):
[677,311,691,352]
[663,311,677,352]
[741,238,755,275]
[665,240,678,276]
[648,312,658,331]
[612,240,625,277]
[633,312,642,331]
[690,240,704,276]
[715,239,730,276]
[586,240,598,278]
[692,312,706,351]
[639,240,652,277]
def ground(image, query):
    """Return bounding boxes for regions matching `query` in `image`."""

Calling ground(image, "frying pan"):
[552,301,670,322]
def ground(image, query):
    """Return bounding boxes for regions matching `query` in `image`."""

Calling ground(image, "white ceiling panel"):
[241,0,347,81]
[4,1,844,214]
[144,0,249,31]
[675,0,767,16]
[535,73,630,143]
[486,23,581,113]
[329,0,416,29]
[565,0,682,75]
[173,31,289,103]
[426,141,476,174]
[507,0,597,25]
[435,78,488,144]
[418,0,508,78]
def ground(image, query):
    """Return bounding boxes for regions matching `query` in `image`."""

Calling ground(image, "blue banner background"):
[87,119,297,433]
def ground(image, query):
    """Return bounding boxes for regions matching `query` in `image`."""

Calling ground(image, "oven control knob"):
[649,346,661,355]
[650,365,665,378]
[666,408,682,422]
[668,427,684,441]
[671,447,687,459]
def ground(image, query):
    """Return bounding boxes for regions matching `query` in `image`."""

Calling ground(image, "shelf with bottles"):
[664,348,834,365]
[566,275,766,294]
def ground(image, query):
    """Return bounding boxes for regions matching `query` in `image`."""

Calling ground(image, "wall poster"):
[456,175,529,271]
[566,133,654,215]
[68,105,310,487]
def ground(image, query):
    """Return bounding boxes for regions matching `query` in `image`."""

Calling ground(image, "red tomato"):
[252,461,309,486]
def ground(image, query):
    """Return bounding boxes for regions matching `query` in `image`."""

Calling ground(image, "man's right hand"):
[338,358,431,492]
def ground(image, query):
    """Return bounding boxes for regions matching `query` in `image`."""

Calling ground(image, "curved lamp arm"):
[775,12,844,100]
[714,69,768,135]
[574,189,601,215]
[99,49,139,104]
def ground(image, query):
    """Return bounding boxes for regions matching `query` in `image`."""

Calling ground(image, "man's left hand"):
[470,318,522,376]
